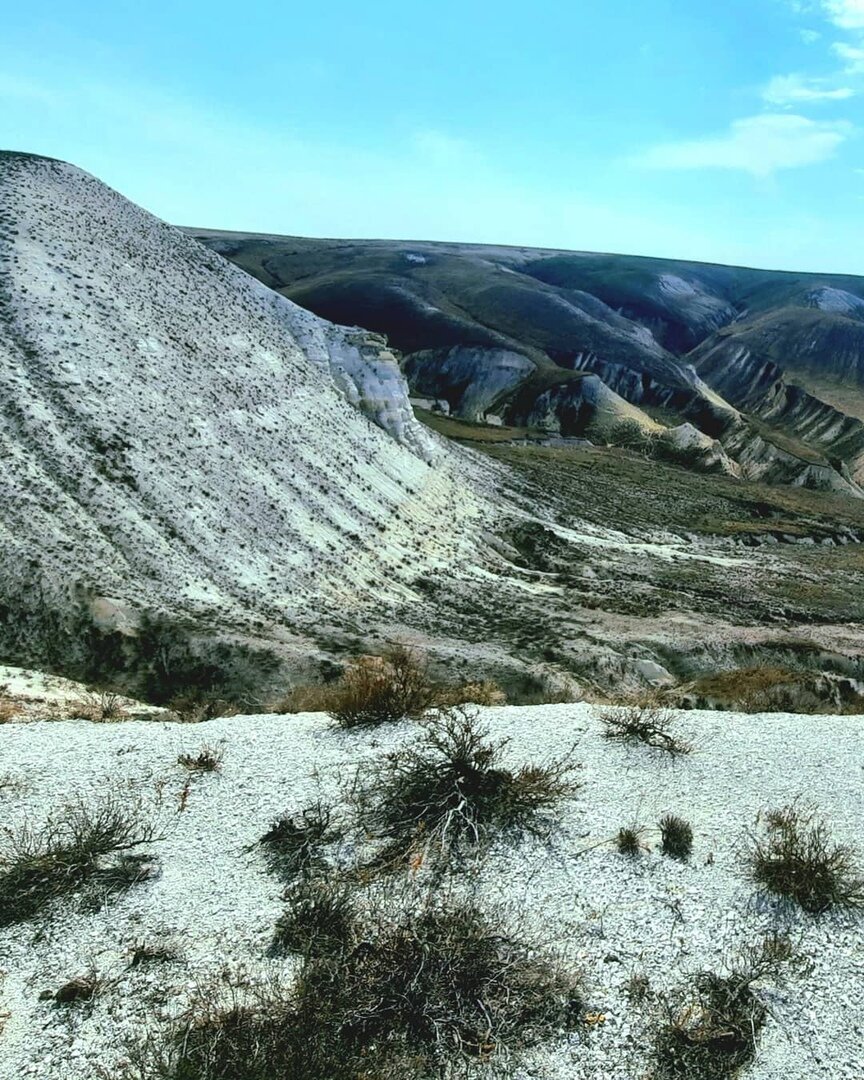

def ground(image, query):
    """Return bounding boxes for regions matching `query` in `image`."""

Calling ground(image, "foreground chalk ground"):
[0,704,862,1079]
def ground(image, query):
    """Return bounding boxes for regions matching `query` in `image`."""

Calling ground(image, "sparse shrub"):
[327,647,440,728]
[743,801,864,913]
[625,971,650,1003]
[177,744,224,772]
[70,690,127,722]
[49,970,103,1005]
[167,899,580,1079]
[259,801,338,881]
[659,815,693,861]
[654,935,793,1080]
[128,940,180,967]
[169,694,240,724]
[0,697,16,723]
[0,794,158,927]
[598,705,691,756]
[353,707,577,868]
[274,665,506,718]
[270,878,357,958]
[617,825,644,856]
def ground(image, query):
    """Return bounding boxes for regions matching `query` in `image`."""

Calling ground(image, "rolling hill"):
[190,230,864,496]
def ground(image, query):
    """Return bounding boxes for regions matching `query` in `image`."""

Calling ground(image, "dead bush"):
[166,899,580,1079]
[353,707,577,868]
[271,652,506,720]
[177,744,224,772]
[0,793,158,927]
[169,694,240,724]
[654,934,793,1080]
[258,801,338,882]
[598,705,691,755]
[327,647,441,728]
[270,877,357,958]
[743,801,864,913]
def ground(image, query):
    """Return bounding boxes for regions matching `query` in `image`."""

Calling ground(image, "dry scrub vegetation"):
[654,935,796,1080]
[0,793,158,926]
[743,801,864,913]
[352,707,578,870]
[132,899,580,1080]
[597,704,691,756]
[272,647,504,727]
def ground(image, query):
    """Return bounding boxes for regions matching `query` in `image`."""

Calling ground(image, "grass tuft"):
[616,825,644,856]
[659,814,693,861]
[164,899,580,1080]
[270,877,357,958]
[259,801,338,882]
[177,745,224,772]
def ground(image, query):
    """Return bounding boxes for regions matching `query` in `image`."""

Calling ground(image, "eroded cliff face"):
[693,338,864,482]
[0,152,495,663]
[403,346,536,420]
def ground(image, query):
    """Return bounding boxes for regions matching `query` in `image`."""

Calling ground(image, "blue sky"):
[2,0,864,272]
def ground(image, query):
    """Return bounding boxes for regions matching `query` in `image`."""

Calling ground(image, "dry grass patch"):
[270,877,357,958]
[258,801,338,882]
[177,744,224,772]
[69,690,128,722]
[654,935,793,1080]
[271,648,505,724]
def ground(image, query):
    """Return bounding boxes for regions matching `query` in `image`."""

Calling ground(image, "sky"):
[2,0,864,272]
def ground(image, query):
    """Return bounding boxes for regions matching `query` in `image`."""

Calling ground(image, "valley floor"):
[0,704,862,1079]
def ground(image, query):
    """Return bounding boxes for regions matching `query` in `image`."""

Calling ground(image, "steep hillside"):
[192,231,864,496]
[5,154,864,704]
[0,153,497,678]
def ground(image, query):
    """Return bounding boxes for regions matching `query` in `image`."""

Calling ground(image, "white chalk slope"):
[0,152,494,628]
[0,704,862,1079]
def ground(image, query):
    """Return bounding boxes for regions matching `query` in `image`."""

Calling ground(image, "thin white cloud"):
[632,113,853,178]
[800,27,823,41]
[822,1,864,29]
[763,72,855,103]
[833,41,864,69]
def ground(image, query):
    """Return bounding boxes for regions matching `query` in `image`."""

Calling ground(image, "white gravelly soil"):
[0,704,862,1079]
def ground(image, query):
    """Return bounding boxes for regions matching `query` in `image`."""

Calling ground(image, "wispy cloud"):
[833,41,864,69]
[632,113,853,178]
[763,72,855,103]
[821,1,864,30]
